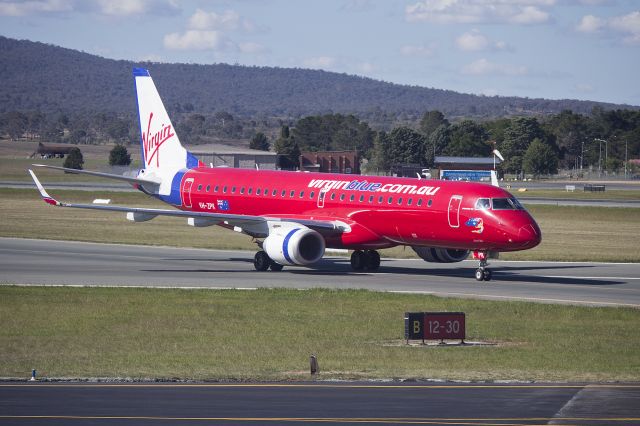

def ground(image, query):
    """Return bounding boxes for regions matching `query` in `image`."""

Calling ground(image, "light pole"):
[625,138,628,179]
[594,138,607,177]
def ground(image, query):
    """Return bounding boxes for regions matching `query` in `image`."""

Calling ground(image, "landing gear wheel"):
[350,250,366,271]
[483,269,492,281]
[364,250,381,271]
[254,251,271,271]
[475,268,485,281]
[269,262,284,272]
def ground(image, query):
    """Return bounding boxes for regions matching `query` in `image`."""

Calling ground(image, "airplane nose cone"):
[518,223,541,249]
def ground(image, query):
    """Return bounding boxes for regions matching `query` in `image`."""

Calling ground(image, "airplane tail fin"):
[133,68,202,181]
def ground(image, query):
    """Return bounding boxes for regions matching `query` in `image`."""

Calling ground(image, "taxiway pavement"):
[2,238,639,307]
[1,382,639,425]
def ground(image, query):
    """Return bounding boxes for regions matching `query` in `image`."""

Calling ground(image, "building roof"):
[187,143,277,156]
[435,156,501,165]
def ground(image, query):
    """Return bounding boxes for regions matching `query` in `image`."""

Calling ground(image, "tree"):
[444,120,491,157]
[522,138,558,177]
[291,114,375,157]
[369,131,391,172]
[386,127,428,166]
[109,144,132,166]
[419,110,449,137]
[250,132,270,151]
[426,124,451,167]
[500,117,552,174]
[63,147,84,170]
[274,125,300,169]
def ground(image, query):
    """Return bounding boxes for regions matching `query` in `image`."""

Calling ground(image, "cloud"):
[0,0,72,16]
[609,11,640,44]
[400,43,436,57]
[0,0,179,17]
[577,11,640,45]
[303,56,337,69]
[576,15,604,33]
[405,0,553,25]
[188,8,255,32]
[456,30,489,51]
[164,8,263,53]
[456,30,510,52]
[164,30,224,51]
[462,58,527,76]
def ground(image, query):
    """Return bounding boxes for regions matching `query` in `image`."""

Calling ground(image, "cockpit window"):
[492,197,524,210]
[475,198,491,210]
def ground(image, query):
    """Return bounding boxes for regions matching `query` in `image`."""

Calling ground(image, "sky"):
[1,0,639,106]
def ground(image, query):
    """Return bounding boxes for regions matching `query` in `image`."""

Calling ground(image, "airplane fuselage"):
[165,167,541,253]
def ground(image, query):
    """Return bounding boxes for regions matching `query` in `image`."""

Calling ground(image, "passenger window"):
[378,196,383,203]
[223,186,227,193]
[407,198,413,205]
[350,194,355,201]
[248,188,253,195]
[359,195,364,202]
[310,191,315,199]
[256,188,261,195]
[331,193,336,200]
[428,199,433,207]
[205,185,210,192]
[476,198,491,210]
[281,190,286,197]
[272,189,277,196]
[340,194,345,201]
[398,197,403,205]
[240,187,245,194]
[290,190,295,197]
[214,185,219,192]
[197,184,202,191]
[368,195,374,203]
[232,186,236,193]
[299,191,304,198]
[388,197,393,204]
[417,199,423,207]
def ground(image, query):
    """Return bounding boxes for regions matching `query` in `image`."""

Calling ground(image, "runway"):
[1,382,639,425]
[2,238,639,307]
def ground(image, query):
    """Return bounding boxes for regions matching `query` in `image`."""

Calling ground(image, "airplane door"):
[182,177,194,208]
[317,188,328,208]
[448,195,462,228]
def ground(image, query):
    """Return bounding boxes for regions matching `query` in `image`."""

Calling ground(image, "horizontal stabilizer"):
[31,164,160,188]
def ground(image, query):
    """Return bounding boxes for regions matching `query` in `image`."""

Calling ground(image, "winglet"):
[28,169,61,206]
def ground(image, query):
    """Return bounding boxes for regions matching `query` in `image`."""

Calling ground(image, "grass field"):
[2,188,639,262]
[1,286,638,381]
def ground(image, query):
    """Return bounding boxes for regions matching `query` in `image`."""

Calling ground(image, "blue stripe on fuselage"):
[157,169,187,206]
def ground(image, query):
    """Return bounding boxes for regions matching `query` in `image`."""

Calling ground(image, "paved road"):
[2,238,639,308]
[1,382,639,425]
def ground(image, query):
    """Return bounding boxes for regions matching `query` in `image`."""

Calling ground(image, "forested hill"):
[0,36,634,118]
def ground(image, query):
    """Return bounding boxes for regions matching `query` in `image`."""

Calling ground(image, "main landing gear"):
[253,250,283,272]
[350,250,381,271]
[474,251,492,282]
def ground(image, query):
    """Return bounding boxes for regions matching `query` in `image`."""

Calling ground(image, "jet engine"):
[411,246,470,263]
[263,224,325,266]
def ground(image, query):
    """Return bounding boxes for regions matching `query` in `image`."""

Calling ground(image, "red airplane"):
[29,68,541,281]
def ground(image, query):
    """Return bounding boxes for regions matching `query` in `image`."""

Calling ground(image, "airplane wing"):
[28,169,348,236]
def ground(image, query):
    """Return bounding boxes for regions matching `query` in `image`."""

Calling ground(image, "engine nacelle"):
[412,246,470,263]
[263,225,325,266]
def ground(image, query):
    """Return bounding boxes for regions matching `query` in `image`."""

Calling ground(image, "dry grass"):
[1,286,638,381]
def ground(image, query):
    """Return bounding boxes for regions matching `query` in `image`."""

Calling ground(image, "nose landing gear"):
[473,251,492,281]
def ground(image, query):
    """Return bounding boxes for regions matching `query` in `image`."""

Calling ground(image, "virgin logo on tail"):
[142,112,175,167]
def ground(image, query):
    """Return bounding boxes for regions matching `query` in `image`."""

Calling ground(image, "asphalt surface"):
[1,382,639,425]
[2,238,639,307]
